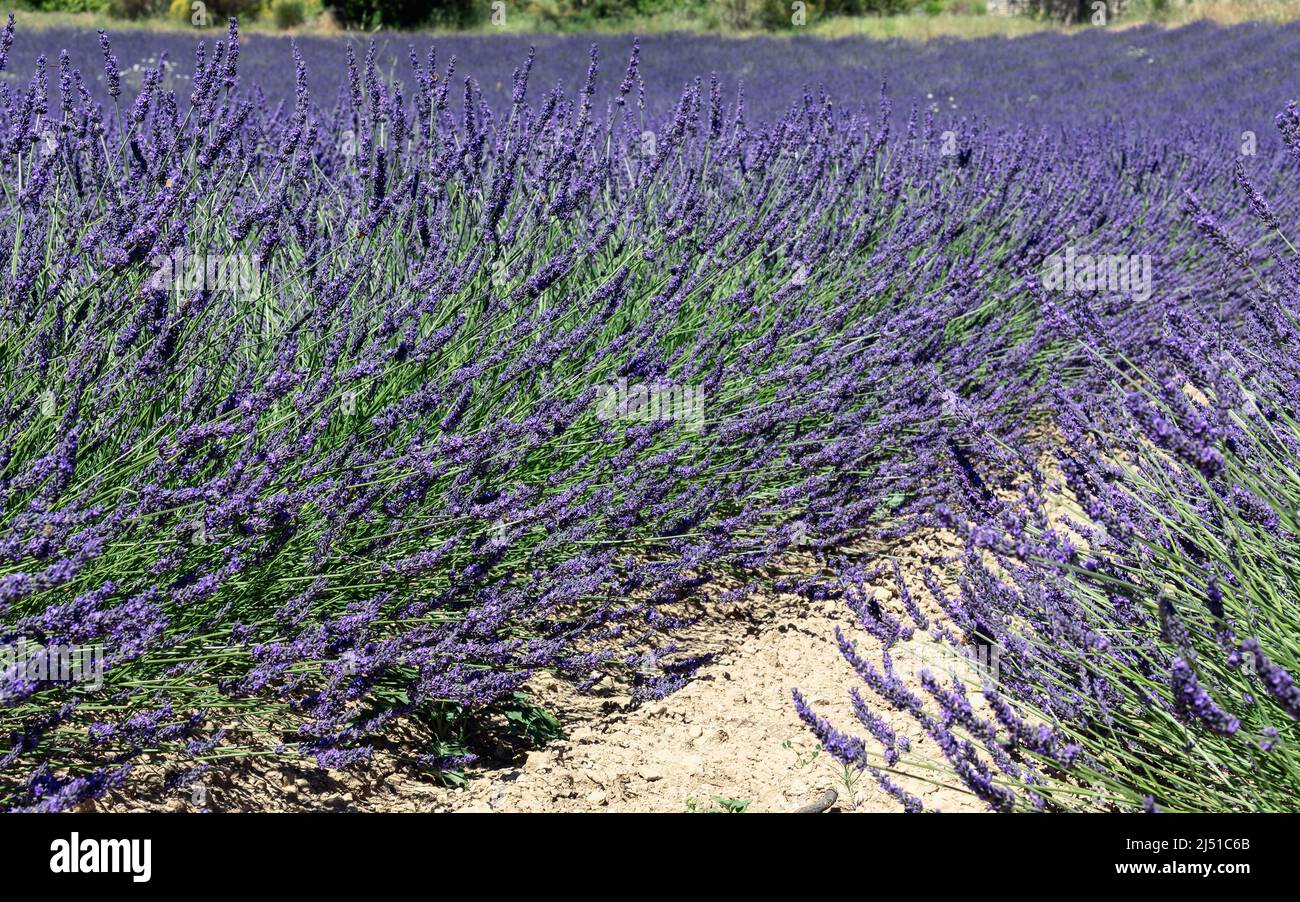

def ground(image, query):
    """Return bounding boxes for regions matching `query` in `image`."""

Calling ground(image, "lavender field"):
[1,14,1298,814]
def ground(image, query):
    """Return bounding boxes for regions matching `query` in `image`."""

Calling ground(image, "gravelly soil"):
[93,538,984,814]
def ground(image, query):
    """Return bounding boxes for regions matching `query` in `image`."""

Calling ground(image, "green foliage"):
[520,0,692,29]
[718,0,807,31]
[207,0,262,13]
[106,0,163,19]
[18,0,113,13]
[285,0,925,33]
[1126,0,1170,19]
[271,0,307,27]
[492,692,565,747]
[392,690,562,786]
[685,795,753,812]
[67,0,927,30]
[322,0,480,28]
[154,0,260,22]
[823,0,916,15]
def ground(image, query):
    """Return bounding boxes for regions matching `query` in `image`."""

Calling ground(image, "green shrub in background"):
[271,0,308,27]
[521,0,710,29]
[17,0,113,12]
[824,0,916,16]
[166,0,295,25]
[160,0,261,24]
[167,0,198,23]
[670,0,921,31]
[108,0,163,19]
[322,0,482,28]
[715,0,810,30]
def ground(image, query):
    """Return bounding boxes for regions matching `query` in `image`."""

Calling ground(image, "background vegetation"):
[8,0,1300,36]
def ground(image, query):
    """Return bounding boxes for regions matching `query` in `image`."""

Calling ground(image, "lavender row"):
[0,16,1290,811]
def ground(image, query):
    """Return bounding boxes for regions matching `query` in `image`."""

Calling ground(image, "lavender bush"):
[0,13,1296,811]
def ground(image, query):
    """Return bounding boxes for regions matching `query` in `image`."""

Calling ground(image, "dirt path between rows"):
[442,566,981,813]
[95,543,983,814]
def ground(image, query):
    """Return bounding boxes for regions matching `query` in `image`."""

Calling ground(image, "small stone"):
[585,789,608,806]
[639,766,665,782]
